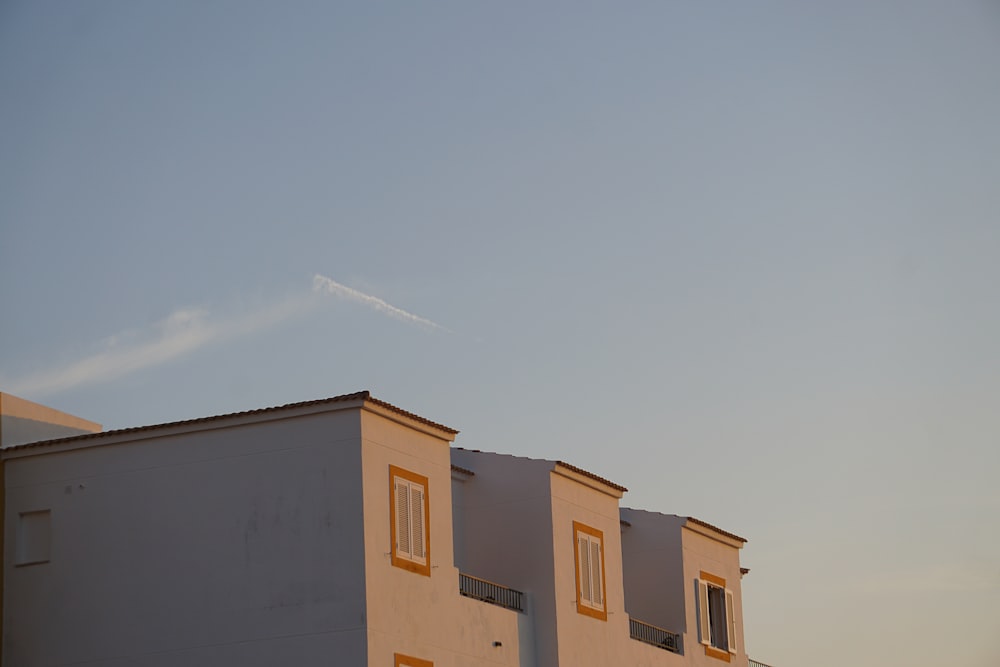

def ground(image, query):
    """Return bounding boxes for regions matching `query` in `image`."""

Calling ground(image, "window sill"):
[391,555,431,577]
[705,646,732,662]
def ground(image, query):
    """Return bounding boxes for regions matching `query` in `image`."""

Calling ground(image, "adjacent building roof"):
[2,391,457,453]
[453,447,629,494]
[0,392,102,448]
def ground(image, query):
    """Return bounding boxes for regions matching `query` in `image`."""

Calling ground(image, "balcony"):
[749,660,775,667]
[629,617,681,654]
[458,572,524,612]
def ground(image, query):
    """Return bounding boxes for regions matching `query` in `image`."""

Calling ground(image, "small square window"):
[16,510,52,566]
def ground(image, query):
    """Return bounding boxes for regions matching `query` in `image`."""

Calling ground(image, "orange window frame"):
[572,520,608,621]
[389,465,431,577]
[700,570,732,662]
[394,653,433,667]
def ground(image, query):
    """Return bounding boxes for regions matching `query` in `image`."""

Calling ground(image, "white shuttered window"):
[394,476,426,563]
[389,466,430,576]
[578,533,603,607]
[573,521,607,620]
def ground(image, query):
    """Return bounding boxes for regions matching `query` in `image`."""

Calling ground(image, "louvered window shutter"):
[590,539,602,606]
[726,589,737,653]
[697,580,711,645]
[579,536,592,603]
[410,485,425,561]
[395,479,410,557]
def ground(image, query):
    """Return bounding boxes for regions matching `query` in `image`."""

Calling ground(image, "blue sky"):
[2,3,999,665]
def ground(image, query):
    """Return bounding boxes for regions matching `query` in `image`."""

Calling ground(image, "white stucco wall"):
[361,414,521,667]
[548,470,685,667]
[620,509,688,636]
[548,470,622,664]
[3,394,754,667]
[679,524,748,667]
[451,451,688,667]
[450,449,555,667]
[621,509,748,667]
[4,408,369,666]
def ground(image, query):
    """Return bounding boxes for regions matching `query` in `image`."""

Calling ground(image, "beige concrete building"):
[0,392,101,448]
[1,391,759,667]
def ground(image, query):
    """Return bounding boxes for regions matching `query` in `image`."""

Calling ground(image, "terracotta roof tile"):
[556,460,628,493]
[366,395,458,435]
[686,516,747,543]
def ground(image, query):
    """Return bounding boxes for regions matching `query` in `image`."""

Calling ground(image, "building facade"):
[2,391,752,667]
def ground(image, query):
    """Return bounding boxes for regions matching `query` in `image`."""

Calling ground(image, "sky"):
[2,2,999,665]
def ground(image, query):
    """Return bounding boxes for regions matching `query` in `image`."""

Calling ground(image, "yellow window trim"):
[700,570,734,661]
[700,570,726,587]
[389,465,431,577]
[394,652,433,667]
[705,645,732,662]
[572,520,608,621]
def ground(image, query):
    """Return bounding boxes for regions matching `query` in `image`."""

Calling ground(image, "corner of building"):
[0,393,101,449]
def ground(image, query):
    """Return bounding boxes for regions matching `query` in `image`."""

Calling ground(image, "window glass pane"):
[708,585,728,649]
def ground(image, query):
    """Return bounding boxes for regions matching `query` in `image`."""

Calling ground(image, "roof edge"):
[2,391,457,456]
[685,516,747,546]
[364,396,458,438]
[450,449,628,496]
[554,460,628,497]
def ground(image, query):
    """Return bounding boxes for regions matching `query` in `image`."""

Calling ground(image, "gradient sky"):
[2,3,999,666]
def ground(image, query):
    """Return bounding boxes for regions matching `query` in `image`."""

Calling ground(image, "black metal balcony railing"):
[629,617,681,654]
[458,572,524,612]
[749,660,775,667]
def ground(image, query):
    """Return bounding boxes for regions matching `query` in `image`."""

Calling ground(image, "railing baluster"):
[459,572,524,612]
[629,617,681,654]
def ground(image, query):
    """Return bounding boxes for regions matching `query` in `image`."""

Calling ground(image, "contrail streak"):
[312,274,449,332]
[3,274,446,399]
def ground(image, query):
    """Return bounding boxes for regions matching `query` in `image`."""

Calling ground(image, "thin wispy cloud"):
[312,273,450,332]
[4,274,446,398]
[6,309,214,397]
[4,294,315,398]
